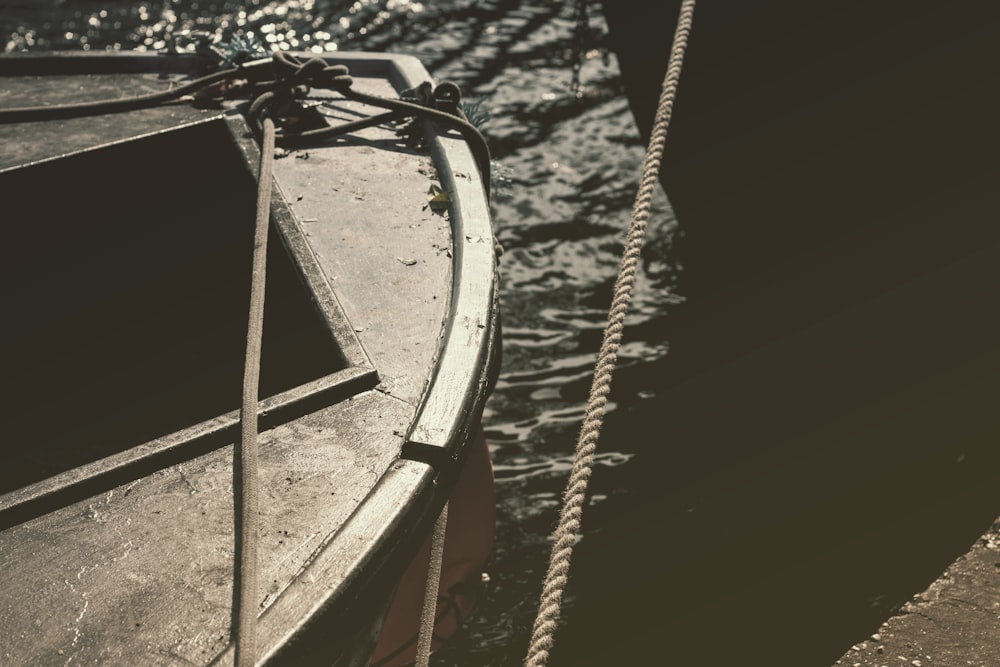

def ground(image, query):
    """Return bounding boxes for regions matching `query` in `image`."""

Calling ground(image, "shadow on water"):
[556,2,1000,665]
[549,324,1000,665]
[4,2,999,666]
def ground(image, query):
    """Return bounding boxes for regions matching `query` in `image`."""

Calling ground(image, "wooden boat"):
[0,49,500,666]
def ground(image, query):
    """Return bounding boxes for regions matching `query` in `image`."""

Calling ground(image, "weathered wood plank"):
[0,391,412,665]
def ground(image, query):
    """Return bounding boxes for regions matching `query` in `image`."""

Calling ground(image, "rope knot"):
[400,81,464,116]
[248,53,354,139]
[271,52,352,95]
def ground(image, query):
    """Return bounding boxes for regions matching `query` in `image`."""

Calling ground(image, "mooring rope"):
[523,2,696,665]
[234,112,276,667]
[415,502,450,667]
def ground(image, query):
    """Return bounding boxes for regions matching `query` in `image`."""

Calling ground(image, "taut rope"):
[234,113,276,667]
[523,2,697,665]
[415,502,450,667]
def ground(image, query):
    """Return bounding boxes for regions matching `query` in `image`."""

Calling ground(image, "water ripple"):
[492,450,634,483]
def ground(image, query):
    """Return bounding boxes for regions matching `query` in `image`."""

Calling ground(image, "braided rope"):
[234,114,275,667]
[523,2,696,665]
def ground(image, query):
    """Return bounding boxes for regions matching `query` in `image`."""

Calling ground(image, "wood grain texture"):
[0,392,412,665]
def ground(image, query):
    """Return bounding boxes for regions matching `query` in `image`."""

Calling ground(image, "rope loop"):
[246,91,277,143]
[432,81,463,116]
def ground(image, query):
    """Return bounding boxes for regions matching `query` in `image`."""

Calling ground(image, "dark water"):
[5,3,999,667]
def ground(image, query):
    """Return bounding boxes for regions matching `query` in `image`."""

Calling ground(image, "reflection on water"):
[3,2,676,664]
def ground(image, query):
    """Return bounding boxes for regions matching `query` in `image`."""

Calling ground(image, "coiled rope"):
[523,2,696,665]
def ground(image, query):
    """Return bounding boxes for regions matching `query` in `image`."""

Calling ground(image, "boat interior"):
[1,119,355,498]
